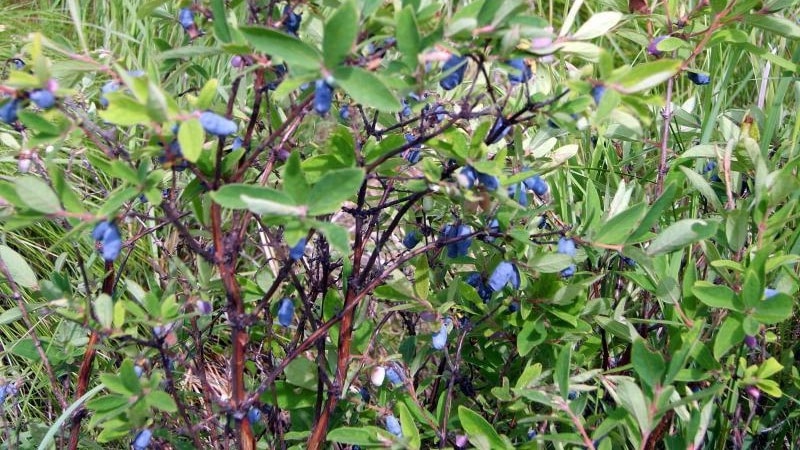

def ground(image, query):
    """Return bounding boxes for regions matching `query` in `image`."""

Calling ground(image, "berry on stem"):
[277,298,295,327]
[440,55,468,91]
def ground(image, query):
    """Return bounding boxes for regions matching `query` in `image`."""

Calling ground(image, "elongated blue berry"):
[403,230,421,249]
[507,59,532,84]
[0,383,18,404]
[687,72,710,85]
[11,58,25,70]
[456,166,478,189]
[0,99,21,124]
[99,81,120,107]
[524,175,548,196]
[386,366,403,385]
[557,237,576,257]
[92,221,122,262]
[466,272,492,302]
[199,111,238,137]
[283,6,302,35]
[277,298,294,327]
[561,264,576,278]
[385,414,402,437]
[178,8,194,29]
[247,407,262,423]
[440,55,468,91]
[290,238,306,261]
[486,116,511,144]
[591,85,606,104]
[765,288,779,298]
[132,429,153,450]
[488,261,520,291]
[477,172,499,191]
[314,79,333,115]
[432,323,448,350]
[443,224,472,258]
[359,386,371,402]
[508,183,528,206]
[30,90,55,109]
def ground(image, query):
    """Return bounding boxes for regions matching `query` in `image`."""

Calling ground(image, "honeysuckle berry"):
[484,218,500,242]
[230,55,245,68]
[621,256,636,267]
[132,429,153,450]
[290,238,306,261]
[477,172,499,191]
[508,183,528,206]
[440,55,468,91]
[455,434,469,448]
[703,161,716,173]
[178,8,195,29]
[134,365,144,378]
[11,58,25,70]
[283,6,302,35]
[370,366,386,386]
[0,383,18,404]
[527,429,538,440]
[339,106,350,121]
[744,335,757,348]
[92,220,122,262]
[0,99,21,124]
[232,136,243,151]
[561,264,576,278]
[456,166,478,189]
[314,79,334,115]
[400,99,412,117]
[466,272,492,302]
[247,407,262,423]
[277,298,294,327]
[359,386,370,403]
[647,36,667,56]
[431,322,448,350]
[196,300,212,315]
[687,71,711,85]
[591,85,606,104]
[523,174,548,196]
[385,415,402,437]
[486,116,512,144]
[557,237,577,257]
[158,140,188,171]
[385,366,403,385]
[765,288,779,298]
[199,111,238,136]
[422,103,447,122]
[488,261,521,291]
[403,230,421,249]
[507,58,532,84]
[30,90,55,109]
[99,80,120,107]
[508,301,519,313]
[567,390,578,400]
[442,224,472,258]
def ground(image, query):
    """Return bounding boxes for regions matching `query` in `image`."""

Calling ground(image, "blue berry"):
[385,366,403,385]
[508,302,519,313]
[359,386,370,403]
[440,55,468,91]
[178,8,195,30]
[647,36,667,56]
[527,429,537,440]
[488,261,520,291]
[703,161,717,173]
[591,85,606,104]
[557,237,577,257]
[687,71,710,85]
[158,140,188,171]
[283,6,302,35]
[134,365,144,378]
[290,238,306,261]
[765,288,779,299]
[247,407,262,423]
[11,58,25,70]
[561,264,576,278]
[507,59,532,84]
[232,136,243,151]
[314,79,334,115]
[476,172,499,191]
[30,90,55,109]
[277,298,295,327]
[132,429,153,450]
[442,224,472,258]
[523,175,548,196]
[0,383,18,404]
[403,230,421,249]
[385,415,402,437]
[567,390,578,400]
[457,166,478,189]
[400,99,412,117]
[431,323,448,350]
[508,183,528,206]
[339,107,350,121]
[466,272,492,302]
[0,99,21,124]
[199,111,238,137]
[92,221,122,262]
[99,80,120,107]
[485,218,500,241]
[486,116,511,144]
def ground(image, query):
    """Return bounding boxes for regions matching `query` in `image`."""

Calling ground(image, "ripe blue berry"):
[178,8,194,29]
[687,71,711,85]
[400,99,412,117]
[232,136,243,151]
[431,323,448,350]
[385,415,402,437]
[0,99,21,124]
[486,116,512,144]
[442,224,472,258]
[561,264,576,278]
[440,55,468,91]
[158,140,188,171]
[277,298,294,327]
[591,85,606,104]
[457,166,478,189]
[339,106,350,121]
[385,366,403,385]
[314,79,334,115]
[359,386,370,403]
[30,90,55,109]
[557,237,577,257]
[132,429,153,450]
[466,272,492,302]
[523,175,548,196]
[488,261,520,291]
[247,407,262,423]
[199,111,238,137]
[134,365,144,378]
[527,429,538,440]
[92,221,122,262]
[0,383,18,404]
[290,238,306,261]
[647,36,667,56]
[231,55,245,68]
[403,230,421,249]
[765,288,779,299]
[99,80,120,107]
[283,6,302,35]
[477,172,499,191]
[508,183,528,206]
[507,58,532,84]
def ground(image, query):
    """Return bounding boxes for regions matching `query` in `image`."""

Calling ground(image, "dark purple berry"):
[485,116,511,144]
[440,55,468,91]
[744,335,757,349]
[523,175,548,196]
[508,183,528,206]
[283,6,302,35]
[647,36,667,56]
[476,172,499,191]
[403,230,421,249]
[457,166,478,189]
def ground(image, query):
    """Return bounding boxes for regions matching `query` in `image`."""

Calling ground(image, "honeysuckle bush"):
[1,0,800,448]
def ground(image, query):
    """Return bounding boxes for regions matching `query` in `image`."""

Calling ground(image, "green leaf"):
[211,184,296,210]
[756,357,783,378]
[239,26,322,69]
[646,218,718,256]
[119,360,142,395]
[17,111,62,136]
[307,168,365,215]
[593,203,647,245]
[458,406,512,450]
[572,12,623,40]
[241,195,307,217]
[146,81,169,122]
[94,294,113,329]
[632,339,665,388]
[99,95,151,126]
[210,0,232,43]
[615,59,682,93]
[713,315,743,359]
[323,0,358,67]
[743,14,800,39]
[196,78,219,110]
[692,281,740,311]
[396,7,421,69]
[178,118,205,163]
[555,345,571,399]
[15,176,61,214]
[332,67,401,112]
[398,402,421,450]
[310,220,351,256]
[146,390,177,413]
[328,426,386,445]
[157,45,224,61]
[283,151,310,204]
[614,379,651,434]
[752,292,793,324]
[516,315,546,357]
[679,166,723,212]
[0,245,38,288]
